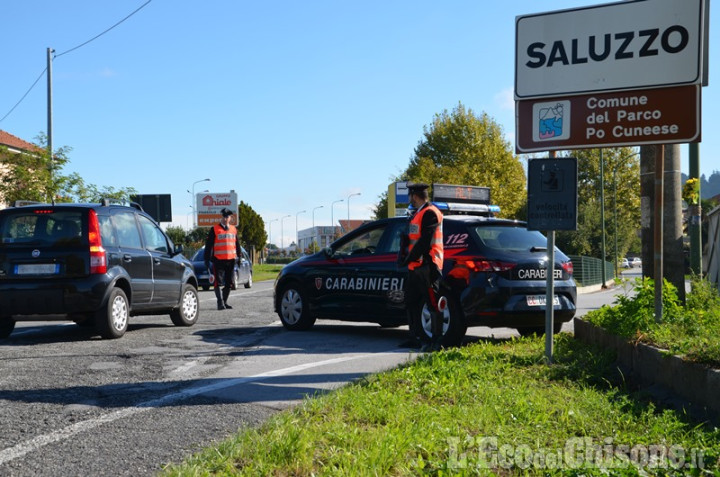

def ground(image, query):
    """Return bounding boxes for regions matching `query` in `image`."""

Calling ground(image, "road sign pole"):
[545,151,556,364]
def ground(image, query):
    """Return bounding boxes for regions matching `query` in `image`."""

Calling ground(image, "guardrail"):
[567,255,614,287]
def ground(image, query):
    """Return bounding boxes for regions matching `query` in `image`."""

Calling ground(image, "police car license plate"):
[16,263,59,275]
[526,295,560,306]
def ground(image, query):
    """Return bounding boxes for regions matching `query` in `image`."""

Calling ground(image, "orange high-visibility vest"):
[212,224,238,260]
[407,204,443,271]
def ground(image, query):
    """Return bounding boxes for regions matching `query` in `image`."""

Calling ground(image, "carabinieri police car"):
[273,184,576,346]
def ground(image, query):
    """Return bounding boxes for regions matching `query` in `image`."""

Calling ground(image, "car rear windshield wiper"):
[530,246,547,252]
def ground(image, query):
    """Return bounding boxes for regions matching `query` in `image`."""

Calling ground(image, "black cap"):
[407,182,429,193]
[220,208,233,217]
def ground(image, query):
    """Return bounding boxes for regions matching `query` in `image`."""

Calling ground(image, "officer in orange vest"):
[204,208,241,310]
[397,182,444,350]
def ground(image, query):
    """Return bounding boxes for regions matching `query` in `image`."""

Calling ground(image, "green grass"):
[161,335,720,476]
[585,276,720,367]
[252,263,284,282]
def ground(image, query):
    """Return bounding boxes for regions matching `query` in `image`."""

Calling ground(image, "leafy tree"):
[373,103,525,219]
[165,226,187,248]
[0,134,135,204]
[236,201,267,251]
[554,147,641,259]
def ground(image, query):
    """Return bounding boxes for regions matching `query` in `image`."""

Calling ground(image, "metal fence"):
[567,255,614,287]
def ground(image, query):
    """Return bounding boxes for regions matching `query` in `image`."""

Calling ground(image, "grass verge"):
[586,276,720,367]
[161,335,720,475]
[252,263,284,283]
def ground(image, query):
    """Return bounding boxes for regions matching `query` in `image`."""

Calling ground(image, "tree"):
[165,226,187,248]
[554,147,641,260]
[0,134,135,204]
[236,201,267,251]
[374,103,526,219]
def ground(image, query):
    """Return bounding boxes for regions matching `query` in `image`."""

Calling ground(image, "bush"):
[585,276,720,366]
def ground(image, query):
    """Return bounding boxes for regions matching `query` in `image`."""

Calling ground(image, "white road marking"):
[0,353,394,465]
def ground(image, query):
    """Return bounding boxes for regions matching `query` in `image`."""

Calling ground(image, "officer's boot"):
[214,286,225,310]
[222,287,232,309]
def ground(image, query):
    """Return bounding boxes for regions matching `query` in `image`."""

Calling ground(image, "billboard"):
[196,191,238,227]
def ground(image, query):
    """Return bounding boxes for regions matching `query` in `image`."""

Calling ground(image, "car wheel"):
[244,272,253,289]
[410,296,467,347]
[171,284,200,326]
[0,316,15,339]
[231,269,239,290]
[278,284,316,331]
[96,288,129,339]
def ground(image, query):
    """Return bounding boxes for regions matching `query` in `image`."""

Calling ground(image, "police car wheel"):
[278,284,316,331]
[413,297,466,347]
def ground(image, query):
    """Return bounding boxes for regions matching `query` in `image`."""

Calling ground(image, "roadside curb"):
[573,318,720,422]
[576,280,615,294]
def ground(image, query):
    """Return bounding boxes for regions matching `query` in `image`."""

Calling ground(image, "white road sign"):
[515,0,705,99]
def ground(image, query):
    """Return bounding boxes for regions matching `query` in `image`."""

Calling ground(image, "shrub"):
[585,276,720,367]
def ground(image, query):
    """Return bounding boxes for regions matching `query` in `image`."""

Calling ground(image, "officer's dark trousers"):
[212,259,235,306]
[405,262,442,341]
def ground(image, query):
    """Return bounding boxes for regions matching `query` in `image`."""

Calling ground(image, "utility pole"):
[688,143,703,275]
[47,47,54,202]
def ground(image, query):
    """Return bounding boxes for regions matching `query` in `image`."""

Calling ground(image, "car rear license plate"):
[526,295,560,306]
[16,263,59,275]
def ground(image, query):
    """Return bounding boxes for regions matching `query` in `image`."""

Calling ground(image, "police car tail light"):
[562,261,574,276]
[475,260,516,272]
[458,259,515,273]
[88,210,107,274]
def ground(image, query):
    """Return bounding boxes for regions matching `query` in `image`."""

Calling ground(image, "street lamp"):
[331,199,343,239]
[312,205,324,248]
[280,214,291,252]
[347,192,361,231]
[295,210,306,251]
[191,178,210,227]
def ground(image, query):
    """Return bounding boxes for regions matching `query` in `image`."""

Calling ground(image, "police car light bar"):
[433,202,500,215]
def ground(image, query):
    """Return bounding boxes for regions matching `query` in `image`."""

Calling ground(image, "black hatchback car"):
[0,200,200,339]
[274,202,576,346]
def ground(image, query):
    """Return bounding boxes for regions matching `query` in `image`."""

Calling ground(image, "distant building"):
[296,219,371,252]
[0,130,44,208]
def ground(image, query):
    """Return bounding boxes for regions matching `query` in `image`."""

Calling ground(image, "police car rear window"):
[0,210,84,246]
[472,226,547,252]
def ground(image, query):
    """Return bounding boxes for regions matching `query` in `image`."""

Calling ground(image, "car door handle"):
[123,254,132,262]
[153,258,161,265]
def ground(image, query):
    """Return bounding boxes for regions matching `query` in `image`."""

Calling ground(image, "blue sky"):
[1,1,717,248]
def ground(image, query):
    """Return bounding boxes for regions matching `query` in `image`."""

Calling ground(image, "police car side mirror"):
[322,247,333,258]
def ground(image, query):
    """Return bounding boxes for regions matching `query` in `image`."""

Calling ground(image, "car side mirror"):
[322,247,334,258]
[173,243,184,256]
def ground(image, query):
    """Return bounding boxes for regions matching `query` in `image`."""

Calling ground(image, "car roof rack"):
[100,198,144,211]
[12,200,48,207]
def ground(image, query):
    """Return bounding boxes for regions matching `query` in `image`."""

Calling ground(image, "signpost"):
[515,0,704,99]
[516,85,700,153]
[516,0,706,361]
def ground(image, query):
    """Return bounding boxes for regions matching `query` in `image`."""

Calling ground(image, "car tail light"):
[562,261,574,276]
[456,258,516,273]
[88,210,107,274]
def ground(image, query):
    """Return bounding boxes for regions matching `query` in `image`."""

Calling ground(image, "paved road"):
[0,278,623,476]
